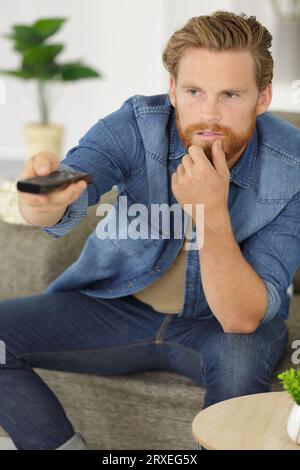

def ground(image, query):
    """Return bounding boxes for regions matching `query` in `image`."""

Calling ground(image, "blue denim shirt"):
[42,93,300,323]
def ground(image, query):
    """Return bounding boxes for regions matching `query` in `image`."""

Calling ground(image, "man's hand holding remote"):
[18,152,87,227]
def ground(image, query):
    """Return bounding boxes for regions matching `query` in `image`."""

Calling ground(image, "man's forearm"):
[196,208,268,333]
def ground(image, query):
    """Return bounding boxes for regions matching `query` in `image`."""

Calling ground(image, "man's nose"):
[199,96,221,123]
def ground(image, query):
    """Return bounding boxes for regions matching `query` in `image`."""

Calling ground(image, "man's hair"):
[162,10,273,91]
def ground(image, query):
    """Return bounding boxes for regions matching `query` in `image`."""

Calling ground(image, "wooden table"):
[192,391,300,450]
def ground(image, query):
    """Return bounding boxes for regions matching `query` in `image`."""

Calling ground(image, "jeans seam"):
[18,341,159,361]
[155,315,174,344]
[20,339,205,374]
[21,340,206,361]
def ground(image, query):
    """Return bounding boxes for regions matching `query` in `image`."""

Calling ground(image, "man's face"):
[169,48,272,167]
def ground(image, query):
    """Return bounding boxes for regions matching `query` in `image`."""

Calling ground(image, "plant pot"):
[274,18,300,84]
[24,123,64,160]
[287,402,300,444]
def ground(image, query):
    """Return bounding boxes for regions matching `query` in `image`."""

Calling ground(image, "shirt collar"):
[169,106,258,189]
[229,128,258,189]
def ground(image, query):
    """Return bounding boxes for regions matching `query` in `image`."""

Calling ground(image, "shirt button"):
[128,281,133,288]
[154,265,161,272]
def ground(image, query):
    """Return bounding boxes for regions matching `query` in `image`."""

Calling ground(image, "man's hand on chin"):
[171,138,230,225]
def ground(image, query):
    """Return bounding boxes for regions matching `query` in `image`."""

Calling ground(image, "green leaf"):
[1,18,101,83]
[0,69,32,80]
[58,62,101,81]
[3,19,66,52]
[9,25,43,51]
[32,18,66,40]
[278,368,300,405]
[0,66,61,80]
[22,44,64,69]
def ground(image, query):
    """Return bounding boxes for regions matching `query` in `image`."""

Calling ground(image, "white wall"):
[0,0,168,160]
[162,0,236,36]
[1,0,298,161]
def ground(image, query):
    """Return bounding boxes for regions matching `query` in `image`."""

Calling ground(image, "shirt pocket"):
[100,189,165,256]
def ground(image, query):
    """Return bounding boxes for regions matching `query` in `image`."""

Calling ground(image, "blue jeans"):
[0,291,288,449]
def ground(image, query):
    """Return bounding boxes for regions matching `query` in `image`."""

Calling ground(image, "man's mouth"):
[196,131,224,140]
[197,130,223,136]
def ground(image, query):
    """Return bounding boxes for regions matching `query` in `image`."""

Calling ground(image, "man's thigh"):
[0,292,168,375]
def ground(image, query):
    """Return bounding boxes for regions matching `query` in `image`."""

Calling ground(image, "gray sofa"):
[0,110,299,450]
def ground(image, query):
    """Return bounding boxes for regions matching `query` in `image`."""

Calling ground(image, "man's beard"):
[175,108,257,164]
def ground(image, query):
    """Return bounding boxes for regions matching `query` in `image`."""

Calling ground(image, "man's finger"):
[176,163,185,177]
[211,139,229,176]
[188,145,212,168]
[181,154,194,176]
[19,152,59,179]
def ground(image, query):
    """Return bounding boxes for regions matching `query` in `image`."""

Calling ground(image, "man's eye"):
[187,89,200,97]
[224,92,239,99]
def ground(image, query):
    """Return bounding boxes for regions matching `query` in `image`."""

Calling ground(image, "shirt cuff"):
[259,279,282,324]
[41,163,89,239]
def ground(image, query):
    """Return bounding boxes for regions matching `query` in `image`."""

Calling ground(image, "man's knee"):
[201,332,271,403]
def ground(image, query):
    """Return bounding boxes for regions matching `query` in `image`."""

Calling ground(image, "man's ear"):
[256,83,272,116]
[169,76,176,107]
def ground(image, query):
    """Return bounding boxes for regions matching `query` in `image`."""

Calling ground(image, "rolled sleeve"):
[241,190,300,324]
[259,279,282,324]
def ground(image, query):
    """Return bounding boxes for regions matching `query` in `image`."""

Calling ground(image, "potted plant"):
[271,0,300,83]
[0,17,101,159]
[278,367,300,444]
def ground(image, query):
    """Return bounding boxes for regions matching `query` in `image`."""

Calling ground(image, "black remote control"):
[17,170,92,194]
